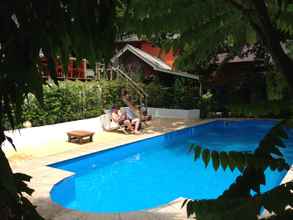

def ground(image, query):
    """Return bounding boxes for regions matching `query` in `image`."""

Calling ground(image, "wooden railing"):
[112,66,149,107]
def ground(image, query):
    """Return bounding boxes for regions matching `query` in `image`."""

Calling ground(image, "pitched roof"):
[215,53,257,63]
[111,44,199,80]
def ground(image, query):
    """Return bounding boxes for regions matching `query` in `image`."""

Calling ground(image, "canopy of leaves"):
[0,1,123,219]
[126,0,293,80]
[0,0,125,129]
[128,0,252,64]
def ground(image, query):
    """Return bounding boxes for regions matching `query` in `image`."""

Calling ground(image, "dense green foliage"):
[197,91,218,118]
[127,0,293,88]
[2,80,199,129]
[98,80,126,109]
[144,81,198,110]
[0,1,125,219]
[1,0,123,129]
[0,0,292,219]
[0,156,44,220]
[22,82,103,127]
[125,1,293,217]
[3,80,124,129]
[186,120,293,219]
[228,101,293,118]
[266,67,290,101]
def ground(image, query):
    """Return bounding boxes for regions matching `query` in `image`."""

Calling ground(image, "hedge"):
[143,82,198,110]
[5,79,290,129]
[4,80,198,129]
[21,81,104,127]
[227,101,293,118]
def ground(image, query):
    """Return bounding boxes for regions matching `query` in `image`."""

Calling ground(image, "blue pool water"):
[50,120,293,213]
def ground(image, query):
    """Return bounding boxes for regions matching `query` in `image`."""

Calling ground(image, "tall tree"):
[127,0,293,88]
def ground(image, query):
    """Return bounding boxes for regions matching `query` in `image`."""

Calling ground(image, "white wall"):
[147,108,200,119]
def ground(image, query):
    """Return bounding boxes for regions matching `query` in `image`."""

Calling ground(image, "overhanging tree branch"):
[225,0,293,89]
[250,0,293,89]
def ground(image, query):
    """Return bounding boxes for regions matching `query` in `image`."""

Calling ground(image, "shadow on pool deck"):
[32,196,188,220]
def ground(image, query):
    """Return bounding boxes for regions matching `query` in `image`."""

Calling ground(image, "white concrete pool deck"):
[8,118,293,220]
[9,118,211,220]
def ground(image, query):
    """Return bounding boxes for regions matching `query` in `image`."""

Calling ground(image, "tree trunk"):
[251,0,293,89]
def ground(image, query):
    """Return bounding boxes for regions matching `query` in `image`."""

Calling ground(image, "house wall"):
[118,52,178,86]
[148,108,200,119]
[209,61,266,104]
[119,51,157,81]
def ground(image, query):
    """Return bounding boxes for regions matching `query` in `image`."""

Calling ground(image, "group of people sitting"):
[110,89,152,134]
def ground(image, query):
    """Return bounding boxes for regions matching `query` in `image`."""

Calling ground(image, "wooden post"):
[199,80,202,97]
[109,67,113,81]
[96,62,101,80]
[116,68,119,80]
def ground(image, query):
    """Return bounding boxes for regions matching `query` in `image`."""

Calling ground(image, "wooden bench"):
[67,130,94,144]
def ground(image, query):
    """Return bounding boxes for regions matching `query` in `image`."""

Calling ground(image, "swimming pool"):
[50,120,293,213]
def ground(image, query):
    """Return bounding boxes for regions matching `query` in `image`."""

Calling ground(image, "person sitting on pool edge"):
[120,107,141,134]
[121,89,152,122]
[111,105,132,131]
[111,106,141,134]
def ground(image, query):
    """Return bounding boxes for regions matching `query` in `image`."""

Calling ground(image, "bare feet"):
[134,131,141,135]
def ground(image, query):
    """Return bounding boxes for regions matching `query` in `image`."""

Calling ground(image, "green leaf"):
[234,152,246,172]
[211,151,220,171]
[272,127,288,139]
[258,172,266,185]
[228,151,236,171]
[194,145,202,161]
[0,149,17,196]
[16,181,34,196]
[202,149,211,167]
[219,152,229,170]
[20,196,45,220]
[14,173,32,183]
[270,146,283,157]
[273,137,286,148]
[5,135,16,151]
[181,199,190,208]
[287,4,293,12]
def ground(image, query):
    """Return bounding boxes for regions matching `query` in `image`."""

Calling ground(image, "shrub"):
[143,81,198,109]
[20,81,104,127]
[99,80,126,109]
[14,80,141,128]
[4,79,202,129]
[227,101,293,118]
[198,90,217,118]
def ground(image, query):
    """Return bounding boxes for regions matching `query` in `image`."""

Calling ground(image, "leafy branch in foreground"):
[185,120,293,220]
[183,181,293,220]
[128,0,293,88]
[0,1,126,218]
[0,140,44,220]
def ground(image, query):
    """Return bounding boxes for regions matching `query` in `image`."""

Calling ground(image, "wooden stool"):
[67,130,94,144]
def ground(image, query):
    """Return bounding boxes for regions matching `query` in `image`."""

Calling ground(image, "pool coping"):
[11,118,293,220]
[11,119,216,219]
